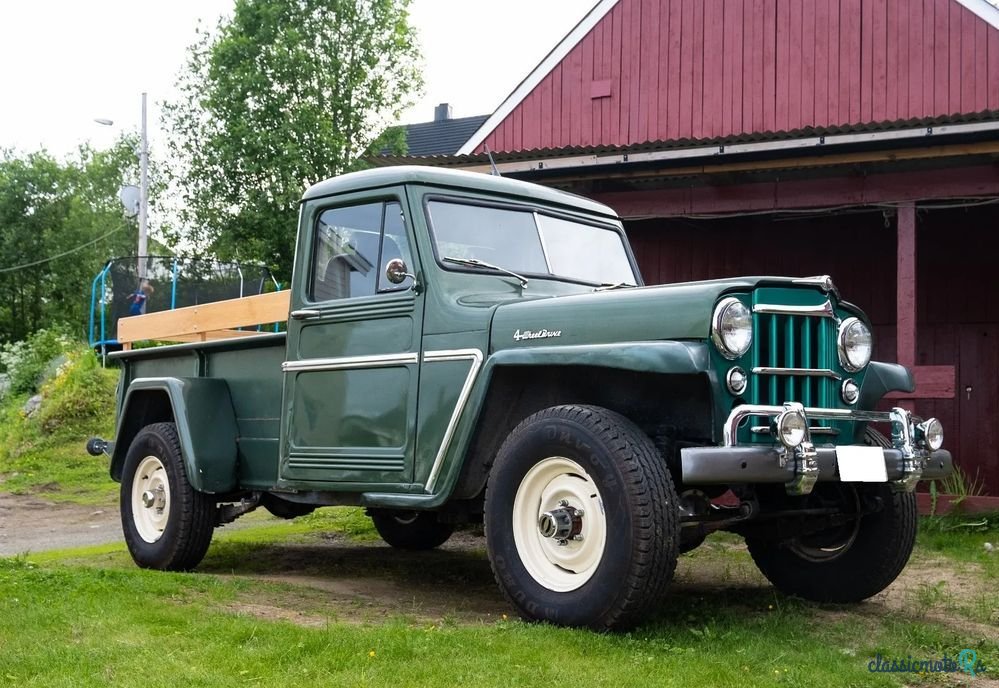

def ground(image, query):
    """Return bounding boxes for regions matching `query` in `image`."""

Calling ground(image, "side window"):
[311,200,415,302]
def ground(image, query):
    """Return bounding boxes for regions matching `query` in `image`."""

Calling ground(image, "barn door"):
[958,325,999,495]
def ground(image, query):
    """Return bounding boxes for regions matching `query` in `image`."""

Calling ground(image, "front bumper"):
[680,403,953,495]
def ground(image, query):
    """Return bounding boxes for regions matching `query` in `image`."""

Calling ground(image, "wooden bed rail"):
[117,290,291,349]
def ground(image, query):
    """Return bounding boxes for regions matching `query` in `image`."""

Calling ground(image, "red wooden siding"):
[475,0,999,153]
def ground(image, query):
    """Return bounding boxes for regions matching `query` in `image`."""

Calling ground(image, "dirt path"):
[0,493,121,556]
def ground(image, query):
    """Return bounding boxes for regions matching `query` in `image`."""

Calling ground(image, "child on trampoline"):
[127,280,154,316]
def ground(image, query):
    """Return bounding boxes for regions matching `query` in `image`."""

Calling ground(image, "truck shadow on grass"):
[196,532,792,627]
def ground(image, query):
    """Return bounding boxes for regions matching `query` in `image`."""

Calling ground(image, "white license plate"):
[836,446,888,482]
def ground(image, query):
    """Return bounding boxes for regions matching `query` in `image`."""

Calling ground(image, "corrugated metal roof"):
[372,111,999,167]
[381,115,490,157]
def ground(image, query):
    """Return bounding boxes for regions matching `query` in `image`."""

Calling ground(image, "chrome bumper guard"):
[680,403,952,496]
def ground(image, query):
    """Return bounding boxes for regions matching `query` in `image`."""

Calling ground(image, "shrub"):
[0,329,74,397]
[35,348,118,436]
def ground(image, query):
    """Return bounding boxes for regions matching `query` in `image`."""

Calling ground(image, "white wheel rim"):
[511,456,607,592]
[131,455,171,543]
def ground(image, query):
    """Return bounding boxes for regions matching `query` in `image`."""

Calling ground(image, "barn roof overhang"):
[372,113,999,180]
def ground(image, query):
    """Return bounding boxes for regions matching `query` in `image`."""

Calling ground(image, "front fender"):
[858,361,915,409]
[360,341,710,510]
[110,377,239,494]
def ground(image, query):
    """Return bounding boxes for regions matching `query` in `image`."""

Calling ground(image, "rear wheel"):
[120,422,215,571]
[746,483,917,602]
[369,510,454,550]
[485,405,679,630]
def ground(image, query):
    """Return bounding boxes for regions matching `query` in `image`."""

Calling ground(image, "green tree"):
[0,140,142,343]
[163,0,422,280]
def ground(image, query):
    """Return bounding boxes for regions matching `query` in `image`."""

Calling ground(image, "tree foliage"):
[163,0,422,280]
[0,141,142,343]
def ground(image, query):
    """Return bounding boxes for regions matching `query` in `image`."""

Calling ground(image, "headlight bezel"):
[837,316,873,373]
[711,297,753,360]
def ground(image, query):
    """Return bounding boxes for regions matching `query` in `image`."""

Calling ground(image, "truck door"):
[280,189,422,487]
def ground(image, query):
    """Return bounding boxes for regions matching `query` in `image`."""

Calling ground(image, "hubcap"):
[131,455,171,543]
[512,457,607,592]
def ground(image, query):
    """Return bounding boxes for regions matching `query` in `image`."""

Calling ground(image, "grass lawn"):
[1,509,997,688]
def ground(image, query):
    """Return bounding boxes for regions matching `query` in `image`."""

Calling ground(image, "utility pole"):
[138,92,149,279]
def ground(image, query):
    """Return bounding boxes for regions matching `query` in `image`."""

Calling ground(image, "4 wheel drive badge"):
[513,328,562,341]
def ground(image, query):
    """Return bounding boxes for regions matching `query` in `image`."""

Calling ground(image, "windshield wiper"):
[593,282,637,292]
[443,257,529,288]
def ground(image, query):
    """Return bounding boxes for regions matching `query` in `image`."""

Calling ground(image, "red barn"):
[378,0,999,496]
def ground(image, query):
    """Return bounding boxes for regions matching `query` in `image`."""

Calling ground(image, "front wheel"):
[746,483,917,602]
[120,422,215,571]
[485,405,679,630]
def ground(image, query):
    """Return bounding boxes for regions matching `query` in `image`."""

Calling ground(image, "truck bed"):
[112,332,287,488]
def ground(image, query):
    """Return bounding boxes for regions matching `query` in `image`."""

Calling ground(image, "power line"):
[0,225,128,274]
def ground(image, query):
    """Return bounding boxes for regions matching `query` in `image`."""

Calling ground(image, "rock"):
[22,394,42,417]
[985,542,994,553]
[0,373,9,399]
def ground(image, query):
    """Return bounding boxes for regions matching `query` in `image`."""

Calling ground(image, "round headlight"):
[712,298,753,360]
[775,409,807,448]
[918,418,944,451]
[837,317,872,372]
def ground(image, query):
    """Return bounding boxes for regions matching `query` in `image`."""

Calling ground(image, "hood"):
[489,276,835,352]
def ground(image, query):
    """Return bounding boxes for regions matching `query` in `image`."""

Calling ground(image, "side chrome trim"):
[752,300,836,318]
[753,366,842,380]
[423,348,484,493]
[281,352,419,373]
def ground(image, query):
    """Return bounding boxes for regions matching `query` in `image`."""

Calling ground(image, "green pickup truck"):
[90,166,952,630]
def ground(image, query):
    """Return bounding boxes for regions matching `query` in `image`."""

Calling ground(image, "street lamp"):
[95,92,149,278]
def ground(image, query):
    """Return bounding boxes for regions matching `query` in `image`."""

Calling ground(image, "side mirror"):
[385,258,415,285]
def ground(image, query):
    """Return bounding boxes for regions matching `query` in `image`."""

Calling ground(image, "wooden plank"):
[630,0,645,143]
[656,0,672,141]
[922,0,935,116]
[521,91,540,151]
[602,11,614,143]
[552,64,564,149]
[907,0,923,118]
[933,0,949,115]
[776,0,790,130]
[580,31,595,147]
[896,202,917,368]
[871,0,887,122]
[991,21,999,111]
[950,1,963,112]
[790,0,804,128]
[975,17,988,111]
[845,0,862,123]
[680,0,695,137]
[540,73,553,150]
[637,0,657,142]
[800,0,815,128]
[118,291,290,344]
[667,0,683,140]
[763,0,777,130]
[609,4,622,145]
[885,0,899,121]
[814,0,829,126]
[590,19,604,144]
[884,366,956,400]
[704,0,723,138]
[691,0,705,139]
[164,329,273,344]
[896,0,910,121]
[961,5,976,113]
[592,163,999,217]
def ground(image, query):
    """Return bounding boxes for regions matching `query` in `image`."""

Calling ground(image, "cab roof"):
[302,165,618,219]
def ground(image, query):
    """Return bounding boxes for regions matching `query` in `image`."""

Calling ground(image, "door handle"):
[290,309,322,320]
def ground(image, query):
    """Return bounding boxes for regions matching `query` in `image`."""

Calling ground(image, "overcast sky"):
[0,0,594,158]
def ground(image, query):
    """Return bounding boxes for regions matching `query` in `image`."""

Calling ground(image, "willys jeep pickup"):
[89,166,953,630]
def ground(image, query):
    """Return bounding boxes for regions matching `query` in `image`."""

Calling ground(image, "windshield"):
[427,200,637,286]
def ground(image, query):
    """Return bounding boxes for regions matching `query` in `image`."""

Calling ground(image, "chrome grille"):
[750,301,837,410]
